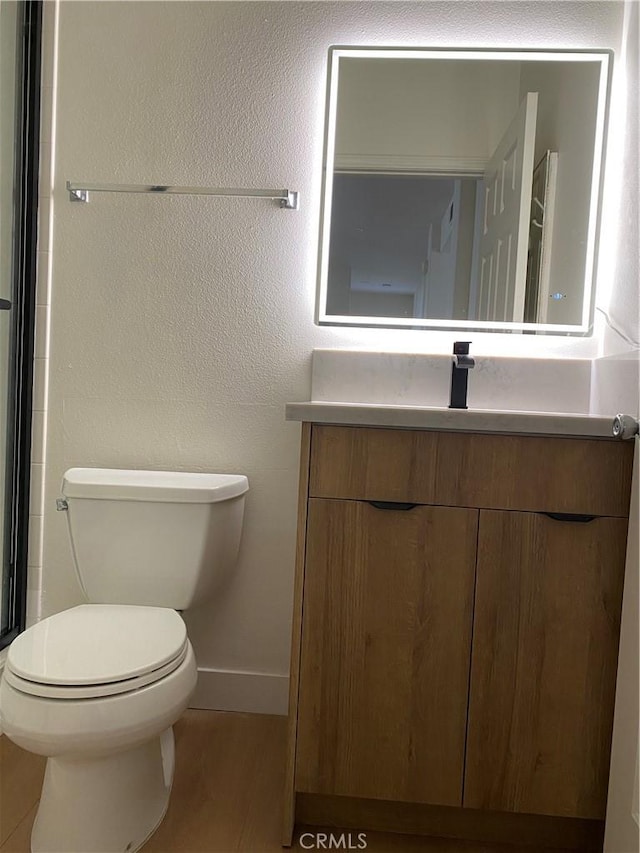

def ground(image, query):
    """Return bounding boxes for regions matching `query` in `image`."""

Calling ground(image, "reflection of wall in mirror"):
[335,59,520,171]
[327,175,457,319]
[326,174,477,321]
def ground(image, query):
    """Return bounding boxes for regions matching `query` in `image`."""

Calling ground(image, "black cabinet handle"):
[0,299,11,310]
[542,512,597,523]
[368,500,418,511]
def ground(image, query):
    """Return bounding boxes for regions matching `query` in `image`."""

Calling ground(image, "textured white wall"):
[598,0,639,356]
[42,1,636,704]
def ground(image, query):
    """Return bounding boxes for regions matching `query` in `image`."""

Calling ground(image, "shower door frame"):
[0,0,42,649]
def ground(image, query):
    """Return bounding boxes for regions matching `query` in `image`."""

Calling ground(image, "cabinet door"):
[465,510,627,819]
[296,499,478,806]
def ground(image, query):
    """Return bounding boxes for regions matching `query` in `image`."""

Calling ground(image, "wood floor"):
[0,710,580,852]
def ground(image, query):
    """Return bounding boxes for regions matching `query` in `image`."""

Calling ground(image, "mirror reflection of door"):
[478,92,538,323]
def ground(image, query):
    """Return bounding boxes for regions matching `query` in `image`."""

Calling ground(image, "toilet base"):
[31,727,175,853]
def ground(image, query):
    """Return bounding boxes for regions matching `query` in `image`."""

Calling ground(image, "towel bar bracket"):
[282,190,299,210]
[69,187,89,203]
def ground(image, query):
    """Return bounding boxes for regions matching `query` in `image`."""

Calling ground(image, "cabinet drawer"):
[309,425,633,517]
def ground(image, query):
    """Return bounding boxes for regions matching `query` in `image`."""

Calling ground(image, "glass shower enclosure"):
[0,0,41,646]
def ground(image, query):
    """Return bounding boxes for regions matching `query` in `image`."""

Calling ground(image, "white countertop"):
[285,401,618,439]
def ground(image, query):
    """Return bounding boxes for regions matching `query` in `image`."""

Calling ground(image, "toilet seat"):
[5,604,188,699]
[4,643,189,699]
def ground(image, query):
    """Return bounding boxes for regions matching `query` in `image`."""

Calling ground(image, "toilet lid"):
[7,604,188,687]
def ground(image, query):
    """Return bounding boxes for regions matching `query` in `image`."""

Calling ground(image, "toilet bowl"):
[1,604,197,853]
[0,468,248,852]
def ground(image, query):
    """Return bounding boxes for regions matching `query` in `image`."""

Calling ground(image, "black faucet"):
[449,342,475,409]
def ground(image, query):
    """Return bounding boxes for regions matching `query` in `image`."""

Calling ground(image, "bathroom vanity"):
[282,406,634,850]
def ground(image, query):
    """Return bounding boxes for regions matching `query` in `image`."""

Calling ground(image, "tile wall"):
[26,0,57,625]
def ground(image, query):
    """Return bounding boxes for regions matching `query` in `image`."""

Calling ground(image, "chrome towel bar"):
[66,181,299,210]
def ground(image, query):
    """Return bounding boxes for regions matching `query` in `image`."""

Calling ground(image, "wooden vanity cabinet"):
[284,424,633,847]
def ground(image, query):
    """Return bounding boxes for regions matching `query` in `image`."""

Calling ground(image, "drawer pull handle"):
[368,501,418,511]
[542,512,597,523]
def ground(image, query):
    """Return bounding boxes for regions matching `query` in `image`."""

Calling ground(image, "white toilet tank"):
[61,468,249,609]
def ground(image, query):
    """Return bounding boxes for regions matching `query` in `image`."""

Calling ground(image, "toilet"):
[0,467,248,853]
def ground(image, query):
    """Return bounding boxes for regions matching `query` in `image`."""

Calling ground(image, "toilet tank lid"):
[62,468,249,503]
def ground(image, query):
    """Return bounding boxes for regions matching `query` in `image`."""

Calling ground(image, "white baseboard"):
[189,667,289,716]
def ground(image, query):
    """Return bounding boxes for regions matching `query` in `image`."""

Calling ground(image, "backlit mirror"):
[316,48,611,333]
